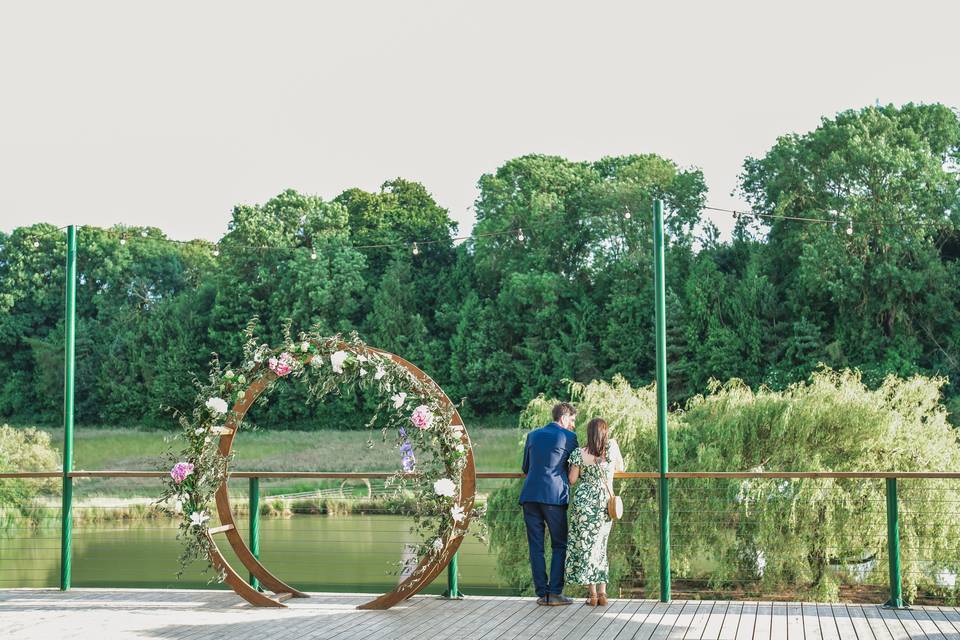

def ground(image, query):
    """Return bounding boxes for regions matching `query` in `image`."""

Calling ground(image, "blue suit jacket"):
[519,422,579,505]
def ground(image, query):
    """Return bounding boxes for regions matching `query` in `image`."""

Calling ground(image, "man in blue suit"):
[519,402,579,605]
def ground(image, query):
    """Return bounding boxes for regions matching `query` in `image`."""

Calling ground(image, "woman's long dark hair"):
[586,418,608,459]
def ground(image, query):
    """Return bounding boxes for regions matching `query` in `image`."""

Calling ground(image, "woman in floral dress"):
[564,418,624,606]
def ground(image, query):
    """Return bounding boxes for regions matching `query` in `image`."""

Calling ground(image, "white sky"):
[1,1,957,242]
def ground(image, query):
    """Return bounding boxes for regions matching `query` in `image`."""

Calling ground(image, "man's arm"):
[521,433,531,475]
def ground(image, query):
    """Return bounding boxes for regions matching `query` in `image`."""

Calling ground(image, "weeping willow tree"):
[486,368,960,602]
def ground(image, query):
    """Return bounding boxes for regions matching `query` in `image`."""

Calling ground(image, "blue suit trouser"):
[522,502,568,597]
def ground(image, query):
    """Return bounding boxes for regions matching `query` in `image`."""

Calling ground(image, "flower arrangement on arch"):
[155,320,484,582]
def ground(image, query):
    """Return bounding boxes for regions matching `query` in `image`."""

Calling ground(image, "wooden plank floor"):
[1,589,958,640]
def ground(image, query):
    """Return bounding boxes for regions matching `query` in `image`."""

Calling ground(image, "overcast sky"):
[1,1,958,242]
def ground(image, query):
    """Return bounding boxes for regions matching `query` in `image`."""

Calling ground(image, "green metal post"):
[443,551,463,599]
[60,225,77,591]
[885,478,903,608]
[653,199,671,603]
[249,477,261,590]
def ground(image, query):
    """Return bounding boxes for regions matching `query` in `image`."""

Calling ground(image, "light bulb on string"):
[846,221,854,236]
[212,247,220,257]
[517,228,525,242]
[32,238,40,248]
[623,208,631,220]
[412,242,420,256]
[310,249,317,260]
[141,230,148,238]
[119,235,127,246]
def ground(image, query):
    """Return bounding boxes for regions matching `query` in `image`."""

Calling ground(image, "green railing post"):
[653,199,671,603]
[443,551,463,599]
[885,477,903,608]
[60,225,77,591]
[249,477,260,591]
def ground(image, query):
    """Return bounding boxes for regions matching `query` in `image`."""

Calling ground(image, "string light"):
[212,247,220,257]
[704,205,953,227]
[32,238,40,248]
[310,249,317,260]
[517,228,525,242]
[119,236,127,246]
[846,221,854,235]
[411,242,420,256]
[141,230,148,238]
[623,208,632,220]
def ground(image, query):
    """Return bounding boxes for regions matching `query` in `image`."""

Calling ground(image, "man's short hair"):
[552,402,577,422]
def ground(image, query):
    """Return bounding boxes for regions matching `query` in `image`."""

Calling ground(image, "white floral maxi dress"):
[565,447,614,585]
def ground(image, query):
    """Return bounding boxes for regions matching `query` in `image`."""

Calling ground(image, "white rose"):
[450,505,465,522]
[309,356,322,368]
[359,368,367,377]
[455,443,465,453]
[330,350,349,373]
[374,365,386,380]
[433,478,456,497]
[205,397,228,415]
[301,341,310,352]
[391,392,407,409]
[194,427,206,436]
[224,370,234,378]
[189,511,209,527]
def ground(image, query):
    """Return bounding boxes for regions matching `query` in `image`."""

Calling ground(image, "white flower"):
[174,499,183,513]
[432,537,444,552]
[374,365,386,380]
[189,511,209,527]
[194,427,206,436]
[224,370,234,378]
[433,478,456,497]
[205,397,228,415]
[309,356,322,368]
[358,354,368,363]
[330,350,349,373]
[450,505,465,522]
[204,436,211,444]
[360,368,367,377]
[450,423,465,435]
[455,443,465,454]
[300,341,310,352]
[391,392,407,409]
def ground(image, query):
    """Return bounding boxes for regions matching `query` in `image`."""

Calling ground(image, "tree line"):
[1,103,958,429]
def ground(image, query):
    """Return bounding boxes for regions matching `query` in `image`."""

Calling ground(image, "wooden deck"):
[1,589,959,639]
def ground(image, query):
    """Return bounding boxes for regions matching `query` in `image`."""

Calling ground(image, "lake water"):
[0,514,510,595]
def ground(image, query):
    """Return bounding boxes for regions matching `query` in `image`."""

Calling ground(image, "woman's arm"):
[568,464,580,486]
[610,440,625,472]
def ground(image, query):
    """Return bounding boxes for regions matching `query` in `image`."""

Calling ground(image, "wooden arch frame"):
[204,345,477,610]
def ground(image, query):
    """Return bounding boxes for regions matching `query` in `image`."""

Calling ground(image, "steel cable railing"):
[1,471,958,604]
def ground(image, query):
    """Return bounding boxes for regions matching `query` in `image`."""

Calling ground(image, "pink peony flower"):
[410,405,434,430]
[268,352,295,376]
[170,462,194,484]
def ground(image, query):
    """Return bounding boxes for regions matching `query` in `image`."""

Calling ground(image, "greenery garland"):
[156,321,484,581]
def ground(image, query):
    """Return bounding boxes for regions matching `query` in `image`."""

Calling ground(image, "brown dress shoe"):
[547,594,574,606]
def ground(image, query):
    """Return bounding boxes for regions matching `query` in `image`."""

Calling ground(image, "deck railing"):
[1,470,958,605]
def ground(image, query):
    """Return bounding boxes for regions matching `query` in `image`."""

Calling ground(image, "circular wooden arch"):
[204,345,477,610]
